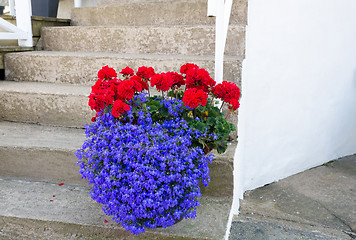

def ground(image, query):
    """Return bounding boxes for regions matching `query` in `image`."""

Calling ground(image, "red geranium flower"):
[212,81,241,104]
[150,73,173,92]
[112,99,130,118]
[180,63,199,74]
[130,75,148,91]
[117,76,147,101]
[97,65,117,79]
[167,72,185,89]
[185,68,216,92]
[182,88,208,108]
[228,98,240,111]
[137,66,155,79]
[88,78,118,112]
[120,67,134,77]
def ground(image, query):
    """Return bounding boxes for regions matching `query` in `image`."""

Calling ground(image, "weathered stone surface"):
[0,178,232,240]
[0,81,92,127]
[229,220,347,240]
[41,25,245,58]
[73,0,247,26]
[5,51,242,85]
[0,121,236,196]
[230,155,356,240]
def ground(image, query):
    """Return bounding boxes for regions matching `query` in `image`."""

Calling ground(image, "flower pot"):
[31,0,59,18]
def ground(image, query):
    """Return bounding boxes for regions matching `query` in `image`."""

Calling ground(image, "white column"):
[9,0,15,16]
[74,0,82,8]
[207,0,217,16]
[215,0,225,84]
[16,0,33,47]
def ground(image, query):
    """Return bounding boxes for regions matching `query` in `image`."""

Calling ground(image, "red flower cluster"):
[89,78,120,112]
[167,72,185,89]
[137,66,155,79]
[88,64,241,120]
[151,72,185,91]
[180,63,199,74]
[112,99,130,118]
[185,68,216,92]
[182,88,208,108]
[120,67,134,77]
[212,81,241,111]
[98,65,117,79]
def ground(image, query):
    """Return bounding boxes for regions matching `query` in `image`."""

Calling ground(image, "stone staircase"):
[0,0,246,239]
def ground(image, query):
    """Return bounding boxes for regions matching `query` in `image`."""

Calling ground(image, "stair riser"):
[5,53,242,85]
[0,147,85,185]
[73,0,247,26]
[0,91,92,128]
[0,146,233,196]
[41,26,245,58]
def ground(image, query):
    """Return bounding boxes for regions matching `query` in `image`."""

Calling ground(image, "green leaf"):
[215,139,228,154]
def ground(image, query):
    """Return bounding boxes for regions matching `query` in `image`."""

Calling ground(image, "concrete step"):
[0,121,84,185]
[41,25,245,58]
[0,120,235,196]
[72,0,247,26]
[0,178,231,239]
[0,46,33,69]
[5,51,242,85]
[0,81,92,128]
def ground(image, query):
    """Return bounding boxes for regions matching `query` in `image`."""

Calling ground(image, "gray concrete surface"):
[41,25,245,58]
[0,121,236,196]
[5,51,242,85]
[73,0,247,26]
[0,81,92,127]
[230,154,356,240]
[0,178,231,240]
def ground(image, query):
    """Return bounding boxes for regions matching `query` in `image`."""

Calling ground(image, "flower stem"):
[209,97,215,107]
[219,101,225,111]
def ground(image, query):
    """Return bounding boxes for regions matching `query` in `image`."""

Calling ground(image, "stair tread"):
[97,0,207,6]
[7,50,242,61]
[0,80,90,96]
[0,177,231,239]
[0,121,84,151]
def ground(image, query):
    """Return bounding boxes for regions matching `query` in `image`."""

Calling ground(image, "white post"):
[214,0,233,84]
[74,0,82,8]
[215,0,224,84]
[9,0,15,16]
[207,0,217,17]
[15,0,33,47]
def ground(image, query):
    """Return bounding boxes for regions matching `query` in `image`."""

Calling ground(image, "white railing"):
[208,0,233,84]
[0,0,33,47]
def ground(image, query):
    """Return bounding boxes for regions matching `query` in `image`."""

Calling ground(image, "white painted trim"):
[0,17,23,33]
[74,0,82,8]
[0,32,28,39]
[0,0,33,47]
[207,0,217,16]
[214,0,233,84]
[14,0,32,47]
[9,0,15,16]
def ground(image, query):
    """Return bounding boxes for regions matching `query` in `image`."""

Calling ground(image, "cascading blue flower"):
[76,96,214,235]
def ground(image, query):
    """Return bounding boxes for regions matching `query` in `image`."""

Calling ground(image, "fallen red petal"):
[104,220,108,223]
[58,183,64,186]
[53,195,55,197]
[50,200,53,202]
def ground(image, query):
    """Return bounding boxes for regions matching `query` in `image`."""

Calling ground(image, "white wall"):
[233,0,356,213]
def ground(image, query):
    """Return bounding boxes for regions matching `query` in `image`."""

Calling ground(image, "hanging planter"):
[31,0,59,18]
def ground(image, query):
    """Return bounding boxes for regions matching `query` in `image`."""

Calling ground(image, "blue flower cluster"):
[76,97,214,235]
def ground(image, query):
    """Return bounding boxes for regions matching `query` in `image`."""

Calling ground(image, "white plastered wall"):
[233,0,356,213]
